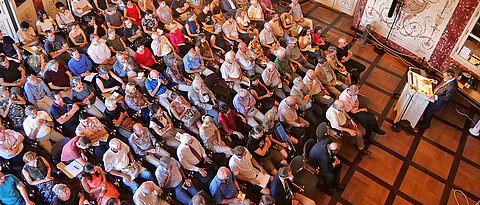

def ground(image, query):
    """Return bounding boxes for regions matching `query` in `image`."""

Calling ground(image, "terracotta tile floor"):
[301,2,480,204]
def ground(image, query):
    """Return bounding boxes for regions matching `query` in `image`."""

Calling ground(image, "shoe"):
[469,128,479,137]
[359,149,371,155]
[374,128,386,135]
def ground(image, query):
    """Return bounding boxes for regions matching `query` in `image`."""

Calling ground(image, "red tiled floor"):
[350,43,379,63]
[366,67,402,94]
[359,84,391,114]
[412,140,454,179]
[392,196,413,205]
[375,122,415,157]
[399,166,445,205]
[334,16,353,32]
[341,171,390,204]
[423,119,462,152]
[454,161,480,196]
[377,54,409,77]
[324,28,353,46]
[463,136,480,165]
[447,189,478,205]
[300,1,318,14]
[308,5,341,23]
[359,145,402,185]
[434,103,468,128]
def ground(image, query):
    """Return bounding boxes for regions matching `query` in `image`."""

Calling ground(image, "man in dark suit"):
[270,166,315,205]
[419,69,458,128]
[308,138,343,193]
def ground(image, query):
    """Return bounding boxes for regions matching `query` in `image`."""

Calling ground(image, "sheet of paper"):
[84,73,97,82]
[256,172,270,188]
[30,46,40,51]
[64,160,83,177]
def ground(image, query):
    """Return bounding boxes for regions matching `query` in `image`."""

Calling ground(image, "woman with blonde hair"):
[169,92,201,135]
[26,50,48,76]
[262,107,298,154]
[21,151,56,203]
[199,115,233,157]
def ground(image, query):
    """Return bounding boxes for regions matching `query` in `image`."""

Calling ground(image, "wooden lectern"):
[393,69,435,130]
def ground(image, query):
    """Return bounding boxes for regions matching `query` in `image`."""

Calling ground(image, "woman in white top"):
[235,8,254,33]
[36,10,58,36]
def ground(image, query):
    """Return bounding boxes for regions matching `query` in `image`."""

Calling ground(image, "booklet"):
[256,172,270,188]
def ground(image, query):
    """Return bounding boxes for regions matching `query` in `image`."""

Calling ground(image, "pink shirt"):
[167,29,185,51]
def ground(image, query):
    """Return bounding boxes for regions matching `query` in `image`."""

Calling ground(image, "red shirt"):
[168,29,185,51]
[217,110,240,134]
[134,47,155,67]
[61,136,81,162]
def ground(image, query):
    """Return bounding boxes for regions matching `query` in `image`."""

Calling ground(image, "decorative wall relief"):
[359,0,459,60]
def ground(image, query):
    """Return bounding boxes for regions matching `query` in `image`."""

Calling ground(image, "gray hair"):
[159,156,173,168]
[105,97,117,108]
[52,184,69,196]
[332,100,344,110]
[275,49,285,57]
[293,76,303,86]
[25,105,37,116]
[45,59,57,71]
[70,76,82,87]
[27,75,38,84]
[347,84,359,94]
[217,167,230,180]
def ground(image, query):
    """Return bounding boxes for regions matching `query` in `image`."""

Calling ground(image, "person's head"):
[213,23,222,33]
[22,151,38,165]
[158,156,173,169]
[0,56,7,68]
[151,32,160,41]
[238,89,250,99]
[76,136,92,149]
[145,9,154,18]
[218,103,230,114]
[116,52,127,63]
[188,49,198,59]
[293,76,304,89]
[0,87,9,100]
[327,141,340,155]
[196,33,207,45]
[109,138,123,153]
[179,133,194,146]
[191,194,206,205]
[264,23,272,31]
[250,125,264,139]
[233,146,246,158]
[187,12,196,21]
[148,70,160,80]
[216,167,231,182]
[90,34,100,44]
[314,25,323,34]
[251,0,258,5]
[338,37,348,48]
[98,66,110,77]
[37,10,47,22]
[53,92,64,105]
[69,22,81,33]
[278,165,292,180]
[202,3,210,12]
[56,2,66,12]
[306,69,316,81]
[124,18,132,28]
[105,97,118,110]
[68,48,80,60]
[27,75,40,86]
[285,96,297,108]
[443,69,456,81]
[275,49,285,58]
[201,115,214,126]
[260,195,275,205]
[45,59,59,72]
[25,105,38,118]
[107,4,117,13]
[82,162,96,178]
[291,0,298,4]
[238,42,247,53]
[46,30,55,41]
[299,26,309,37]
[346,84,359,96]
[226,13,235,22]
[79,112,91,124]
[288,37,297,47]
[132,123,144,135]
[169,23,178,32]
[140,181,161,195]
[106,198,121,205]
[262,107,279,130]
[327,46,337,55]
[332,100,344,111]
[20,21,29,30]
[159,0,166,7]
[107,28,116,39]
[123,0,132,6]
[53,184,71,200]
[135,41,145,52]
[318,57,327,66]
[225,50,236,63]
[85,16,96,25]
[250,75,260,85]
[266,61,276,71]
[125,82,137,96]
[192,76,204,90]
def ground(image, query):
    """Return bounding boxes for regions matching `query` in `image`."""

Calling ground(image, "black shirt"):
[44,35,67,54]
[171,0,187,18]
[103,106,124,127]
[124,24,140,39]
[0,61,21,83]
[197,10,213,26]
[0,36,17,57]
[85,22,106,39]
[336,45,349,61]
[246,135,269,159]
[50,97,80,126]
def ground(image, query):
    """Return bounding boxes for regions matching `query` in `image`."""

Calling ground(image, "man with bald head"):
[262,61,290,99]
[259,23,278,50]
[326,100,371,155]
[308,138,343,193]
[145,70,172,109]
[221,51,251,92]
[304,69,334,106]
[129,123,170,167]
[209,167,246,205]
[133,181,169,205]
[278,96,309,128]
[236,42,263,77]
[233,89,265,127]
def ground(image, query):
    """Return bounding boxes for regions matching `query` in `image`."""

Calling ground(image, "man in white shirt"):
[236,43,262,77]
[133,181,169,205]
[303,69,334,106]
[103,138,155,193]
[87,34,115,65]
[229,146,270,194]
[71,0,93,18]
[23,105,65,153]
[55,2,75,29]
[247,0,265,26]
[262,62,290,99]
[221,51,250,92]
[326,100,371,155]
[278,96,309,128]
[259,23,277,49]
[222,13,246,44]
[176,133,214,186]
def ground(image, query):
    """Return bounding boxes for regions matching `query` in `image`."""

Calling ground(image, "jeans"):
[172,181,200,204]
[123,169,155,194]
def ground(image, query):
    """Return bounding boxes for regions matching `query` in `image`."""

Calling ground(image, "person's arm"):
[48,82,70,91]
[22,169,48,185]
[110,72,126,88]
[253,142,270,156]
[16,181,34,205]
[55,103,79,124]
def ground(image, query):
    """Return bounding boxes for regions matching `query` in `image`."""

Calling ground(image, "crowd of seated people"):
[0,0,388,204]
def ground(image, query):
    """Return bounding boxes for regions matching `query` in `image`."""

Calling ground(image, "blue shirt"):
[185,20,198,34]
[0,174,23,205]
[24,79,51,105]
[145,75,167,96]
[113,57,139,78]
[68,54,92,76]
[183,53,203,73]
[209,173,238,204]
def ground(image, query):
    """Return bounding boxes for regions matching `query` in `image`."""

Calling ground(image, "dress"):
[0,99,25,129]
[250,84,275,112]
[85,173,120,205]
[199,125,224,152]
[23,158,56,203]
[125,3,142,27]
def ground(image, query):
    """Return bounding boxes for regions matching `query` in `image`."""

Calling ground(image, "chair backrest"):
[51,138,71,163]
[303,138,316,160]
[315,122,328,141]
[358,93,370,108]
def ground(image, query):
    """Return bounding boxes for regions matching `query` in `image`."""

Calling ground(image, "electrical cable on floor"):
[453,189,480,205]
[455,103,476,124]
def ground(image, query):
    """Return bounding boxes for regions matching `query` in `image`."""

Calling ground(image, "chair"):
[315,122,328,141]
[50,138,71,164]
[358,93,370,108]
[289,138,319,194]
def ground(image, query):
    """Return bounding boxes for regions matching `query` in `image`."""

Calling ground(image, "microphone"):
[388,0,398,18]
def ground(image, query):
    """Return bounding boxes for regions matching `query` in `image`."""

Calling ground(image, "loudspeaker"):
[388,0,398,17]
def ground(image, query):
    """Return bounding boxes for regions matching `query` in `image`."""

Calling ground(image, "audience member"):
[156,156,200,204]
[23,105,65,152]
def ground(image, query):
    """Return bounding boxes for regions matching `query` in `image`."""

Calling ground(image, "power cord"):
[455,103,476,124]
[453,189,480,205]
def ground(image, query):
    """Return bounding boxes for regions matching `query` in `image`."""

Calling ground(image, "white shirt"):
[259,29,275,45]
[326,106,347,129]
[235,49,256,71]
[262,68,280,87]
[23,111,53,139]
[103,140,131,172]
[303,76,322,95]
[278,99,299,126]
[338,89,357,112]
[176,137,207,171]
[71,0,93,17]
[222,21,239,39]
[88,42,112,64]
[247,4,263,19]
[220,60,242,80]
[151,36,173,57]
[133,182,169,205]
[229,150,258,180]
[56,11,75,29]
